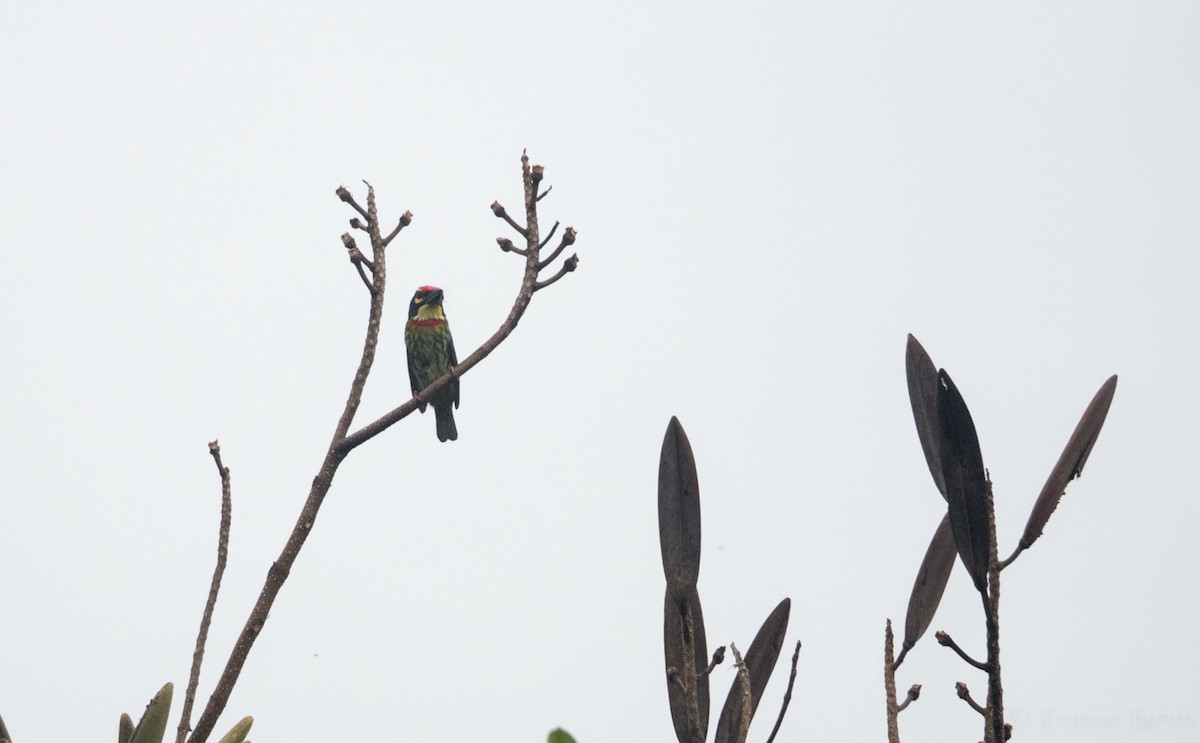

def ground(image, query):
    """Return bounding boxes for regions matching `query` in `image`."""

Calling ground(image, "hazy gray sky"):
[2,3,1197,742]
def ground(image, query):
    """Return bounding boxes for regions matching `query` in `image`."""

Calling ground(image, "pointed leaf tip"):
[714,598,790,743]
[216,717,254,743]
[1017,374,1118,553]
[659,417,702,601]
[903,513,956,651]
[128,683,173,743]
[906,335,948,499]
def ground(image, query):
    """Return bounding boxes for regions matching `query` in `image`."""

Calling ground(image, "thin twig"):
[956,681,987,716]
[176,442,233,743]
[335,185,370,222]
[884,619,902,743]
[537,226,576,269]
[383,211,413,247]
[536,185,553,201]
[764,639,802,743]
[698,645,726,678]
[491,201,528,237]
[729,642,753,743]
[533,254,578,292]
[187,183,394,743]
[936,631,988,671]
[354,261,374,293]
[897,684,921,712]
[538,221,560,249]
[496,237,527,256]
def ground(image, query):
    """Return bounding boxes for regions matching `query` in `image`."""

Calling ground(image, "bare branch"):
[538,221,560,249]
[729,642,753,743]
[764,639,802,743]
[497,237,528,256]
[341,154,574,452]
[336,185,369,222]
[936,630,988,671]
[538,226,577,269]
[884,619,902,743]
[188,183,398,743]
[491,200,528,237]
[536,185,553,201]
[956,681,987,716]
[383,211,413,247]
[176,442,233,743]
[698,645,726,678]
[188,154,578,740]
[533,254,578,292]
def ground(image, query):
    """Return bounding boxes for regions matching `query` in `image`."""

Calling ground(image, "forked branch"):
[187,154,581,743]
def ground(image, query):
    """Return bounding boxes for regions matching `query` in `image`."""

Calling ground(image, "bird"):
[404,285,459,442]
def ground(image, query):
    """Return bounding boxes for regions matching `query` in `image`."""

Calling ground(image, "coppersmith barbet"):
[404,285,459,442]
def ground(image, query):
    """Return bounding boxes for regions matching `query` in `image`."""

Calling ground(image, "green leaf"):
[129,683,173,743]
[119,713,135,743]
[547,729,577,743]
[216,716,254,743]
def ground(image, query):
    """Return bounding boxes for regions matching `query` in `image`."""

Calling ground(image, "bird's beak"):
[427,289,444,304]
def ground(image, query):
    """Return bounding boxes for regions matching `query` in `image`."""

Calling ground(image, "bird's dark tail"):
[435,403,458,442]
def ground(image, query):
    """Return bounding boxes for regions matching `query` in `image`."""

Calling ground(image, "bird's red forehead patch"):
[418,285,440,292]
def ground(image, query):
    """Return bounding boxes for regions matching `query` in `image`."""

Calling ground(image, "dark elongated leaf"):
[936,370,991,593]
[1017,374,1118,553]
[714,598,791,743]
[902,513,956,655]
[906,335,947,499]
[664,586,710,743]
[659,416,702,601]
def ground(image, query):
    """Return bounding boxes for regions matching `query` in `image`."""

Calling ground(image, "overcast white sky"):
[2,2,1198,742]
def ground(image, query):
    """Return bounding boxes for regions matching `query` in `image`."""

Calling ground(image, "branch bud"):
[497,237,515,252]
[399,210,413,227]
[491,201,507,218]
[336,186,352,202]
[342,233,363,263]
[531,164,544,188]
[563,226,577,245]
[564,254,579,271]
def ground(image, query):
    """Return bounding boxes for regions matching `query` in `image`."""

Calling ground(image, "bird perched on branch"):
[405,285,459,442]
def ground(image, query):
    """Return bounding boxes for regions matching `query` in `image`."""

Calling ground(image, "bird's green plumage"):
[405,286,459,442]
